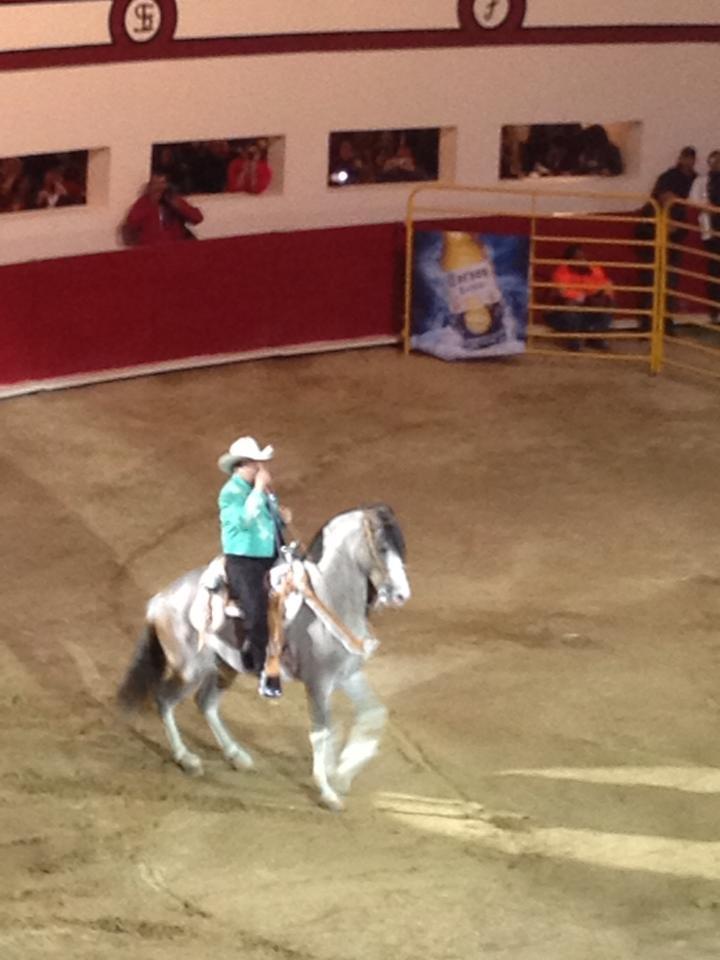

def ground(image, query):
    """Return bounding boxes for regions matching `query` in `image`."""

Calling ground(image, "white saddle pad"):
[269,560,306,623]
[189,557,227,634]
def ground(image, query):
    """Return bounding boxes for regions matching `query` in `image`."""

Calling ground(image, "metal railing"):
[403,183,663,373]
[657,197,720,380]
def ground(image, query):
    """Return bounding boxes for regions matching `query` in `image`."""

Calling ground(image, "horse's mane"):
[304,503,406,565]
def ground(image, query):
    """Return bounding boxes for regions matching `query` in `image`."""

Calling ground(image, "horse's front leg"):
[305,679,343,811]
[333,669,387,796]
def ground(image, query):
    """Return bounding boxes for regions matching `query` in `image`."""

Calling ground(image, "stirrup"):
[258,671,283,699]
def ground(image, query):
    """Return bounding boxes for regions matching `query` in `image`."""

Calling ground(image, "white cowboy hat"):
[218,436,274,474]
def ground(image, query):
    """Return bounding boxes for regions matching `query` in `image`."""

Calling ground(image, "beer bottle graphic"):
[441,231,504,337]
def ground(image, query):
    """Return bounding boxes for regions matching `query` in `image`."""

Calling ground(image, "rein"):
[361,510,391,589]
[264,510,386,679]
[265,561,370,682]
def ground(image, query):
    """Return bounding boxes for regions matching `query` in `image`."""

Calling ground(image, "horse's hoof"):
[226,748,254,771]
[331,771,352,795]
[319,790,345,812]
[176,752,204,776]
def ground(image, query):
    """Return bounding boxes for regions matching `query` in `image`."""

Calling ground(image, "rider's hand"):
[255,465,271,491]
[279,506,293,525]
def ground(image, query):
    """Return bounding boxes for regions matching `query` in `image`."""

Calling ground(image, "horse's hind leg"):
[194,668,254,771]
[333,670,387,795]
[157,676,204,776]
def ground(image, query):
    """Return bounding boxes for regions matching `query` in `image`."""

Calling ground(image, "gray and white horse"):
[118,504,410,809]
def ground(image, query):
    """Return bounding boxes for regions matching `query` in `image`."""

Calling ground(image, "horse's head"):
[358,505,411,609]
[305,504,411,609]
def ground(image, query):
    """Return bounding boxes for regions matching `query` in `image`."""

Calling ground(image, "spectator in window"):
[329,138,363,186]
[226,143,273,195]
[576,125,623,177]
[35,164,71,209]
[154,145,181,187]
[690,150,720,323]
[191,140,231,194]
[381,136,429,183]
[547,244,614,351]
[541,133,574,176]
[122,171,203,246]
[500,126,528,179]
[526,126,554,176]
[61,159,87,205]
[0,157,32,212]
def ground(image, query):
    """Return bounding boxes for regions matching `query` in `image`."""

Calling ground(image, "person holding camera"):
[122,170,203,246]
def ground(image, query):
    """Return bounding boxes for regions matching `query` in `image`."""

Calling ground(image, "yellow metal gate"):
[657,196,720,380]
[403,183,662,372]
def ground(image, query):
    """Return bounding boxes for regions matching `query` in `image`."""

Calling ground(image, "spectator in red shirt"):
[122,171,204,246]
[226,144,272,195]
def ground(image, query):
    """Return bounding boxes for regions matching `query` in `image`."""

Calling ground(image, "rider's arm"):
[219,485,263,535]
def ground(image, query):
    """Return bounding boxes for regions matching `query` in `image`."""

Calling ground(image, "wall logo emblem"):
[473,0,511,29]
[124,0,162,43]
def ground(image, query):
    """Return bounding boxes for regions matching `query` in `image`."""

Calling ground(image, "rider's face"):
[234,460,259,481]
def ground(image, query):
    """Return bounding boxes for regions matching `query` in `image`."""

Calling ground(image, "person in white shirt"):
[690,150,720,322]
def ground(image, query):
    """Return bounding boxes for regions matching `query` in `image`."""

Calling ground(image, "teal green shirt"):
[218,475,277,557]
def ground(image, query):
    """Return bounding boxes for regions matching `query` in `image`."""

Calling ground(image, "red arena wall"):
[1,223,402,391]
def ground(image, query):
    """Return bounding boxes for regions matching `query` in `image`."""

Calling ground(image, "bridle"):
[263,509,398,678]
[362,510,391,589]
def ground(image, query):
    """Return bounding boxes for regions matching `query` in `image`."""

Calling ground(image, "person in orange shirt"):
[548,244,614,351]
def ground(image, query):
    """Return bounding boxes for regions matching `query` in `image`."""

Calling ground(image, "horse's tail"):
[117,622,166,711]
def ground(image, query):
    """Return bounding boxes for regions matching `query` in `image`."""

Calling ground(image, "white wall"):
[0,41,715,265]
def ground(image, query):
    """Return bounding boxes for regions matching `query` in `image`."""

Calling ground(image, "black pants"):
[224,555,276,667]
[704,237,720,316]
[547,309,612,335]
[636,230,685,330]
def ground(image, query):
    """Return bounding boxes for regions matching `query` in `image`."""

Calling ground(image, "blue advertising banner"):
[411,230,529,360]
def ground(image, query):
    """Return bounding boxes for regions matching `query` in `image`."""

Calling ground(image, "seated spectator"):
[0,157,31,213]
[532,124,582,177]
[547,244,614,351]
[576,125,624,177]
[35,164,71,209]
[500,126,527,179]
[61,157,87,205]
[226,143,272,195]
[329,138,364,186]
[542,133,575,176]
[183,140,230,194]
[122,171,203,246]
[380,137,418,181]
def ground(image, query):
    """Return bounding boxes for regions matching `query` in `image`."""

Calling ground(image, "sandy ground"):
[3,347,720,959]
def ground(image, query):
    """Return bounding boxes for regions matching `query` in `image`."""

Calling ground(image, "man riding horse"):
[217,435,292,699]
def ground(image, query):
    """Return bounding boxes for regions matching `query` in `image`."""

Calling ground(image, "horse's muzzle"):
[376,584,411,608]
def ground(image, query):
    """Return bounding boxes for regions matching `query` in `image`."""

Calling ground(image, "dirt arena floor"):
[3,346,720,959]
